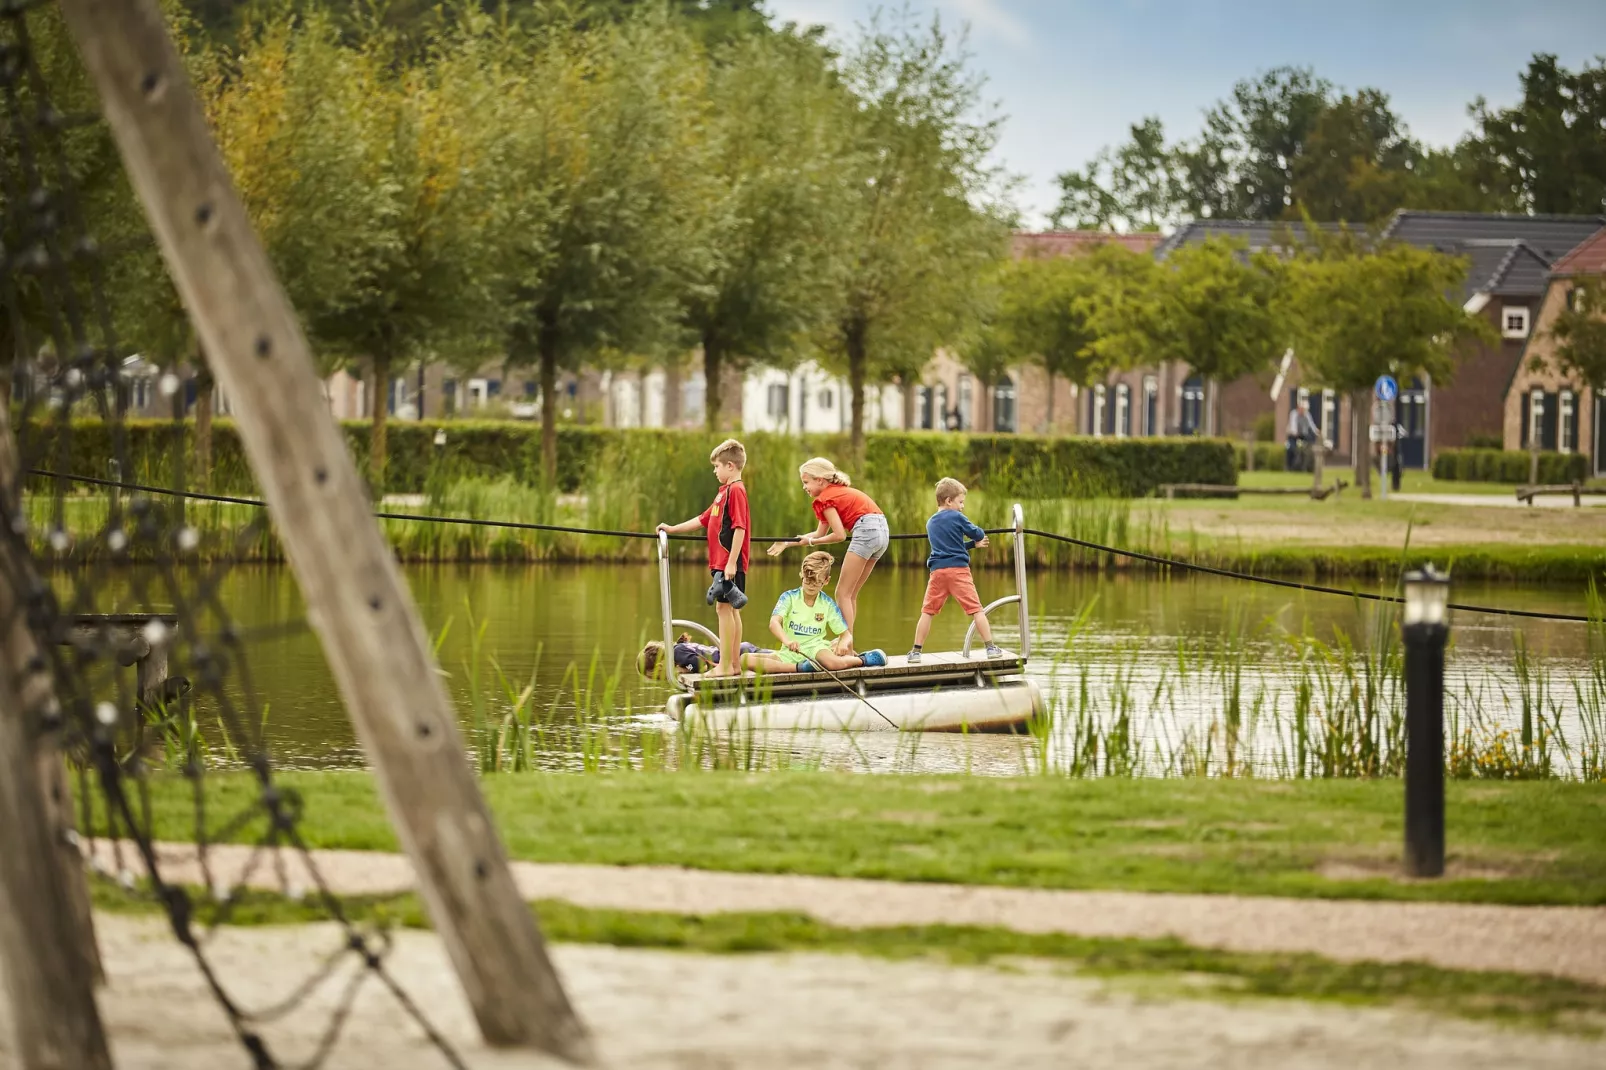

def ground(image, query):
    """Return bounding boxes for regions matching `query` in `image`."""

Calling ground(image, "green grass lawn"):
[118,771,1606,906]
[89,880,1606,1033]
[1237,469,1524,495]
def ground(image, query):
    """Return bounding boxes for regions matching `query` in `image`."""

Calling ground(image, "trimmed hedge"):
[22,419,1236,499]
[1431,448,1588,484]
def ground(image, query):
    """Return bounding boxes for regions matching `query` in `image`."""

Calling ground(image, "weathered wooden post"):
[56,0,591,1060]
[0,415,112,1067]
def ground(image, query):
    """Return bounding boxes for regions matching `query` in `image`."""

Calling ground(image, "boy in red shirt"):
[658,439,750,678]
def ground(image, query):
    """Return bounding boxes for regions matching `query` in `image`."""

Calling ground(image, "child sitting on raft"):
[743,551,886,674]
[636,634,766,681]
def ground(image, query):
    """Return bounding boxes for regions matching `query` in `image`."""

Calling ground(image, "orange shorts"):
[922,567,982,616]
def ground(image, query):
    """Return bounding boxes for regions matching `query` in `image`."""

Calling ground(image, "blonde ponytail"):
[799,456,851,487]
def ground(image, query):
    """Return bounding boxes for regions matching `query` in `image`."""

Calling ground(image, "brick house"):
[1149,211,1606,467]
[1502,227,1606,474]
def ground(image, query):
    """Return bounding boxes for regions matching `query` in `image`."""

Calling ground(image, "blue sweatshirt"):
[926,509,986,571]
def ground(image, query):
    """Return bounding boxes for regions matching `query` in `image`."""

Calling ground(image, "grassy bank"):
[32,478,1606,582]
[87,880,1606,1033]
[112,771,1606,906]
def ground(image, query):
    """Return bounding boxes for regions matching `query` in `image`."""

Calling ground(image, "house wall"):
[1503,280,1598,462]
[1432,301,1532,452]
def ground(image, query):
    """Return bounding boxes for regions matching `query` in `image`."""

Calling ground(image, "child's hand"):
[656,522,670,534]
[976,536,990,548]
[785,640,801,653]
[766,541,790,557]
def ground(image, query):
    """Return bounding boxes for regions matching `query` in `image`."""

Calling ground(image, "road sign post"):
[1374,377,1399,500]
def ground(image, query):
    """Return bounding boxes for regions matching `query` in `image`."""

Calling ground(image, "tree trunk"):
[663,354,683,429]
[1353,388,1372,499]
[702,332,723,432]
[845,318,867,457]
[1045,369,1055,433]
[369,350,390,494]
[637,366,648,427]
[193,366,213,492]
[901,378,917,430]
[539,329,559,488]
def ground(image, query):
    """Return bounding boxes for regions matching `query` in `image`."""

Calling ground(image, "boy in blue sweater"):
[908,477,1001,662]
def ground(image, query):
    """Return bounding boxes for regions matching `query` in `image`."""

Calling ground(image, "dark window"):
[524,381,537,397]
[1115,383,1131,437]
[487,379,502,397]
[766,383,790,419]
[1180,376,1205,436]
[918,386,933,430]
[992,377,1017,433]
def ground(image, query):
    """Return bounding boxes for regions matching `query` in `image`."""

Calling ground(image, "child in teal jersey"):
[742,552,887,674]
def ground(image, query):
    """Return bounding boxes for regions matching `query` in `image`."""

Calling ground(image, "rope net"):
[0,5,463,1067]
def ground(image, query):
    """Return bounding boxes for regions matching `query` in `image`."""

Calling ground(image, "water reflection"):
[61,563,1601,775]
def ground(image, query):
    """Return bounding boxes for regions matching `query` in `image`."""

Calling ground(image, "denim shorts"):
[846,513,889,562]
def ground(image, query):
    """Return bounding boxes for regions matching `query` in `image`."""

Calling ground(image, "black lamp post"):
[1401,565,1450,877]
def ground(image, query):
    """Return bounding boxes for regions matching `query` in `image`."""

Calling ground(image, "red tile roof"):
[1551,225,1606,276]
[1011,230,1163,259]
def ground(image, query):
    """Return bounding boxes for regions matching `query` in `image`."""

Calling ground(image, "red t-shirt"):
[700,480,750,574]
[812,483,881,534]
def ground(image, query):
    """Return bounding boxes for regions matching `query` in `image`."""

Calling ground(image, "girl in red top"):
[766,457,888,633]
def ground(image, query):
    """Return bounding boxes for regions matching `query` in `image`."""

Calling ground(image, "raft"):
[654,504,1043,734]
[666,651,1043,733]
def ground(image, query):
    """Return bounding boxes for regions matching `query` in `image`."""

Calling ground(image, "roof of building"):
[1151,219,1351,259]
[1379,210,1605,264]
[1550,226,1606,276]
[1011,230,1163,258]
[1460,240,1554,298]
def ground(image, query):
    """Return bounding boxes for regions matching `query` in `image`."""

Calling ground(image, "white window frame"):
[1141,376,1158,435]
[1114,383,1130,438]
[1529,388,1545,448]
[1502,305,1530,339]
[1560,389,1575,454]
[1321,389,1338,450]
[1091,384,1107,438]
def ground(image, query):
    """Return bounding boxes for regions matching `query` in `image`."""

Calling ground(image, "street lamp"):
[1401,565,1451,877]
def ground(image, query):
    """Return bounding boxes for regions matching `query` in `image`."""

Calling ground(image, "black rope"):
[31,467,1595,624]
[1019,527,1592,623]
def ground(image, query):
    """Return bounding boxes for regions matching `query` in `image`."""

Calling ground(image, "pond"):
[65,563,1605,778]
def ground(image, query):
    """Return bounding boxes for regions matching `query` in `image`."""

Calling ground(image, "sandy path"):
[91,840,1606,985]
[3,912,1601,1070]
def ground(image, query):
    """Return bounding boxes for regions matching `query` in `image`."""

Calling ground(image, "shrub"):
[1234,442,1288,472]
[1431,448,1587,484]
[23,420,1236,501]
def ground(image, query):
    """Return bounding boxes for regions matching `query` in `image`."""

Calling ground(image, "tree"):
[1050,117,1176,231]
[1094,237,1286,436]
[1288,235,1492,497]
[202,9,401,485]
[826,12,1010,455]
[681,29,851,431]
[1538,279,1606,390]
[1463,54,1606,216]
[500,15,712,483]
[1290,89,1417,222]
[991,244,1153,430]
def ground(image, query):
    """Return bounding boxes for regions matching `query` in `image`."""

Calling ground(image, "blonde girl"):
[741,552,886,675]
[766,457,888,631]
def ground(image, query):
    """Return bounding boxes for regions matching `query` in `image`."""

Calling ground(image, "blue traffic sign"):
[1375,375,1398,402]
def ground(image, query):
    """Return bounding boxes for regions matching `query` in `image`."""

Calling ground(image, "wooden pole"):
[56,1,591,1060]
[0,416,111,1066]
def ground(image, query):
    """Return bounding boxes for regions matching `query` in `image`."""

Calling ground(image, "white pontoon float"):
[655,504,1044,732]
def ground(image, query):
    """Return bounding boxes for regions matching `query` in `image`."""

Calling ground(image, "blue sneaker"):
[797,659,818,673]
[861,649,887,668]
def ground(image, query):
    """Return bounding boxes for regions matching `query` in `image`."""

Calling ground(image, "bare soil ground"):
[92,841,1606,986]
[5,912,1604,1070]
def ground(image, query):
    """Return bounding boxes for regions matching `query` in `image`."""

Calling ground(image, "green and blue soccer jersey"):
[770,587,848,660]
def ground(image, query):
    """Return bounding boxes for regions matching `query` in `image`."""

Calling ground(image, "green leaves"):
[1542,280,1606,393]
[1287,236,1487,394]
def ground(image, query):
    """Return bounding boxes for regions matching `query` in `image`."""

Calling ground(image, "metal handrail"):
[962,595,1021,658]
[672,619,720,647]
[656,530,683,690]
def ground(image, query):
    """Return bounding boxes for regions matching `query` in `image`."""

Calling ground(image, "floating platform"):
[664,651,1042,733]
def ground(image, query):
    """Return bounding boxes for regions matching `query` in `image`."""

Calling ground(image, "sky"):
[765,0,1606,227]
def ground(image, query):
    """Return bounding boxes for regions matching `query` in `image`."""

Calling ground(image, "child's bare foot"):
[705,666,741,679]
